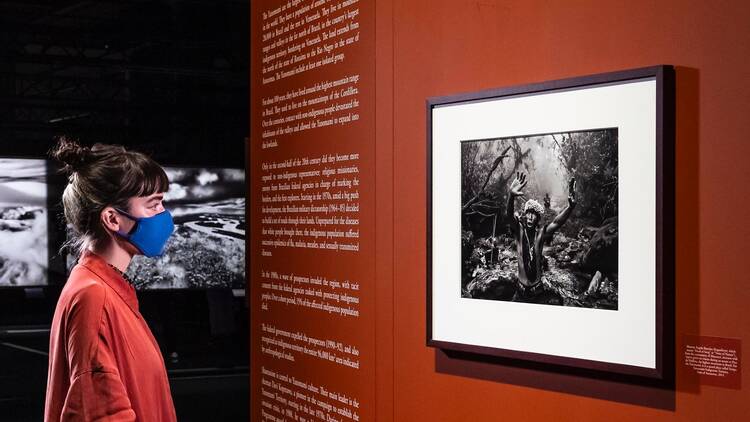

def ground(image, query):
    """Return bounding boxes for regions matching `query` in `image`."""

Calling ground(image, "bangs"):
[137,161,170,196]
[119,153,170,199]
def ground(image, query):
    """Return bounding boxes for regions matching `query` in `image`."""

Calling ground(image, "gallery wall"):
[391,0,748,420]
[251,0,749,420]
[250,1,395,420]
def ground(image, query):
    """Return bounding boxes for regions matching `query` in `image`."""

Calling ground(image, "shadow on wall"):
[434,66,701,410]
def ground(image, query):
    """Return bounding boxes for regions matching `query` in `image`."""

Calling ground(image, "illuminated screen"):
[0,158,48,287]
[125,166,246,289]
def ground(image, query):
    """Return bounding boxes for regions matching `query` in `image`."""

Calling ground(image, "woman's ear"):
[100,206,123,233]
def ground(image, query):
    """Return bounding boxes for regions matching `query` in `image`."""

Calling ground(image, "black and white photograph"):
[0,158,48,287]
[125,166,246,289]
[428,66,673,378]
[461,129,618,309]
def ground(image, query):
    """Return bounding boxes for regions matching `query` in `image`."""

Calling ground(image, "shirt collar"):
[78,250,140,317]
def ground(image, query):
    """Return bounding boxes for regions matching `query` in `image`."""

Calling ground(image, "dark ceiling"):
[0,0,248,167]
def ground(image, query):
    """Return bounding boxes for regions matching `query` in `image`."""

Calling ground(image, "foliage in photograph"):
[461,129,618,309]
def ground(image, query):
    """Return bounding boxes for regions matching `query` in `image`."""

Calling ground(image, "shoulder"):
[62,266,110,317]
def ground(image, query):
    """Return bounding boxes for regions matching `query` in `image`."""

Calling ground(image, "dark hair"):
[50,136,169,255]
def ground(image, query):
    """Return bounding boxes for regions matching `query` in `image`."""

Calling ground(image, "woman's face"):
[128,192,166,218]
[117,192,166,234]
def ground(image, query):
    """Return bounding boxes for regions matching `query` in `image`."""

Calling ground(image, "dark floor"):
[0,324,248,421]
[0,362,248,422]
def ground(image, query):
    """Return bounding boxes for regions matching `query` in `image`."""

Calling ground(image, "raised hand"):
[510,172,528,197]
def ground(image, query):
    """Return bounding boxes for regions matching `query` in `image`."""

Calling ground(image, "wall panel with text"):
[251,1,378,421]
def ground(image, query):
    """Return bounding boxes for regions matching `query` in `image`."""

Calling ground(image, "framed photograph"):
[427,66,674,379]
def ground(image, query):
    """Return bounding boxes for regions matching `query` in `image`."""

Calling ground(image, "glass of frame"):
[426,66,674,379]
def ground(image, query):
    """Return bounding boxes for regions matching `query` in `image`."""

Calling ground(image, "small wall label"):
[682,334,741,389]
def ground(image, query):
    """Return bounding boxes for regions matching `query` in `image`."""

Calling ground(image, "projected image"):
[0,159,48,287]
[125,167,245,289]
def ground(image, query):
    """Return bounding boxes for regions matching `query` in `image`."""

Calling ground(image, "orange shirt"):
[45,251,177,422]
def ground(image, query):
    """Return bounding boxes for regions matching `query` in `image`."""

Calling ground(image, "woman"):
[45,137,177,422]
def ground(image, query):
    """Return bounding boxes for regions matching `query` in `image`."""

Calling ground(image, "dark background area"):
[0,1,248,420]
[0,0,247,167]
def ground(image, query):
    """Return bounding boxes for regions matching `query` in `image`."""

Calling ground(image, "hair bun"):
[50,136,91,174]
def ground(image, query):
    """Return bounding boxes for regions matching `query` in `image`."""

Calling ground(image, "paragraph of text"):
[261,323,360,369]
[260,270,360,318]
[261,367,360,422]
[261,152,360,257]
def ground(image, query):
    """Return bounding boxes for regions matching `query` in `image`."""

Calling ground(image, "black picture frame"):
[426,65,675,380]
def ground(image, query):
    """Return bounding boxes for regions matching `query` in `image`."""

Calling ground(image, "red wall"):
[391,0,749,420]
[251,0,750,420]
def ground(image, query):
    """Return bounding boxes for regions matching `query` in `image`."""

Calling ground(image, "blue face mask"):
[114,208,175,258]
